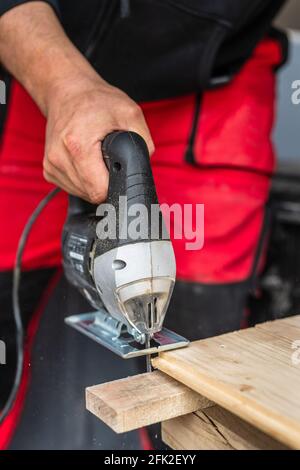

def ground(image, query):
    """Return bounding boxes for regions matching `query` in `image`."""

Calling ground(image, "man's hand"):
[0,2,154,203]
[44,77,153,203]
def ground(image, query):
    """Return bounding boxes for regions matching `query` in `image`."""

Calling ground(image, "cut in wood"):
[153,315,300,449]
[162,406,289,450]
[86,370,212,433]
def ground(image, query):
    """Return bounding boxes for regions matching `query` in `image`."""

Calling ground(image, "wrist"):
[43,67,108,116]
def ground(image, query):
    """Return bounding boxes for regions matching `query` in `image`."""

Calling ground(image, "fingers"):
[125,105,155,156]
[130,125,155,157]
[45,132,109,204]
[43,145,89,200]
[43,163,87,199]
[43,82,155,204]
[63,133,109,204]
[45,122,152,204]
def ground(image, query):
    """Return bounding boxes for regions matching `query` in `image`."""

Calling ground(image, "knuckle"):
[64,133,82,159]
[43,168,52,183]
[149,141,155,155]
[126,103,142,118]
[46,149,60,168]
[88,190,106,204]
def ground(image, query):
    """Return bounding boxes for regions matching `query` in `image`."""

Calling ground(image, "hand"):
[0,2,154,204]
[43,76,154,203]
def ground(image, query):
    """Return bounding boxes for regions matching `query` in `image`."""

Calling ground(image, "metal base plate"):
[65,311,189,359]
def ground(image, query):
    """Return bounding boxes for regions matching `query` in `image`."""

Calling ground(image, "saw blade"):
[145,335,152,372]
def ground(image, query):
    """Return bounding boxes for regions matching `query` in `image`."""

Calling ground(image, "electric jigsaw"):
[63,131,188,369]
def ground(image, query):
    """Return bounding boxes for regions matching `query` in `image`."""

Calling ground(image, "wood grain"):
[162,406,289,450]
[86,370,212,433]
[153,315,300,449]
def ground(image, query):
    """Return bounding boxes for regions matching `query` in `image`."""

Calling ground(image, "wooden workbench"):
[86,315,300,450]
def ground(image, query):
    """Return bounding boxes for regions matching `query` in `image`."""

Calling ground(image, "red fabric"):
[0,84,67,270]
[0,38,281,283]
[0,269,61,449]
[138,428,153,451]
[143,38,280,282]
[193,38,281,174]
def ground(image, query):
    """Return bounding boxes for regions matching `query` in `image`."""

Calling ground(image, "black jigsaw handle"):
[94,131,161,254]
[102,130,158,209]
[67,131,157,213]
[65,131,162,261]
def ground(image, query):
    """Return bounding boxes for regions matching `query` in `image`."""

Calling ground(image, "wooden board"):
[153,315,300,449]
[162,407,289,450]
[86,370,212,433]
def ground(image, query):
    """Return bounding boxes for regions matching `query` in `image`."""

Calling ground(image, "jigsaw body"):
[63,131,188,359]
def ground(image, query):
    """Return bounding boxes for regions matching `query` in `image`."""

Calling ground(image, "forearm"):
[0,1,153,203]
[0,1,103,115]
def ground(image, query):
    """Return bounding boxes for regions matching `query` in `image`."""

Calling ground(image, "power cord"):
[0,187,60,425]
[0,0,111,427]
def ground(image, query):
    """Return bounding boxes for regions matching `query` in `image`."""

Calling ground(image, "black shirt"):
[0,0,287,101]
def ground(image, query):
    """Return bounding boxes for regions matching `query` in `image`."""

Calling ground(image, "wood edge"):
[85,371,213,434]
[162,409,291,450]
[86,387,123,434]
[152,355,300,449]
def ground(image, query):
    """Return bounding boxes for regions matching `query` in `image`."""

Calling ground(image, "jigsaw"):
[63,131,188,369]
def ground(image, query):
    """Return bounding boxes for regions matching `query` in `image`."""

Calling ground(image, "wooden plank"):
[162,406,289,450]
[153,315,300,449]
[86,370,212,433]
[256,315,300,342]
